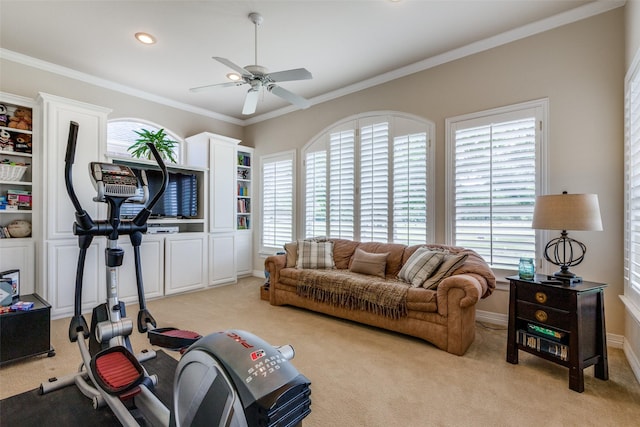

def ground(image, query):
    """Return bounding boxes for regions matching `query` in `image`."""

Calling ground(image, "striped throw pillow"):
[398,248,445,287]
[422,253,468,289]
[296,240,336,269]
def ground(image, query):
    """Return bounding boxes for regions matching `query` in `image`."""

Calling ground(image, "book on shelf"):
[237,154,251,167]
[517,329,569,361]
[526,323,567,343]
[237,199,250,213]
[237,216,250,230]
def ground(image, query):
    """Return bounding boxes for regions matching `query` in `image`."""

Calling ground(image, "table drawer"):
[517,283,572,309]
[517,300,571,329]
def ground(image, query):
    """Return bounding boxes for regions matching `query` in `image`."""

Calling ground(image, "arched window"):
[107,119,182,164]
[302,112,435,245]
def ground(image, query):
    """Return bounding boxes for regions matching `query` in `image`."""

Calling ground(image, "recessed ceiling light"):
[135,32,156,45]
[226,73,242,81]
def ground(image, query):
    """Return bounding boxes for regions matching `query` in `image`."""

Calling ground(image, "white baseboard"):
[623,339,640,385]
[476,309,508,326]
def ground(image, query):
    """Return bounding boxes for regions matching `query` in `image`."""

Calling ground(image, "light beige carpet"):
[1,276,639,426]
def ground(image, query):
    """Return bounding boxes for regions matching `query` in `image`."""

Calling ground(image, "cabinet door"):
[165,233,207,295]
[117,236,164,302]
[210,233,236,286]
[235,231,252,276]
[39,94,111,239]
[47,240,103,318]
[0,240,35,295]
[210,141,236,232]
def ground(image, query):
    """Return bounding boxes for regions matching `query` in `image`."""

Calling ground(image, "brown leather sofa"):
[264,239,496,356]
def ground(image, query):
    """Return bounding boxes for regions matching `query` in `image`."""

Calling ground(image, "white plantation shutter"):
[329,129,355,239]
[625,51,640,308]
[261,152,294,249]
[393,132,428,245]
[360,121,389,242]
[305,150,327,237]
[447,101,546,270]
[303,113,434,243]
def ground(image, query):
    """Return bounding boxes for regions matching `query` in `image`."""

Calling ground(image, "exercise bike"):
[40,121,311,426]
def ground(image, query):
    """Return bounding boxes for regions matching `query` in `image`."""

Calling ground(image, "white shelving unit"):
[236,148,253,276]
[0,92,37,294]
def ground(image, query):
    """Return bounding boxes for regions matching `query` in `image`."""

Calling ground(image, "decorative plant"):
[127,128,178,163]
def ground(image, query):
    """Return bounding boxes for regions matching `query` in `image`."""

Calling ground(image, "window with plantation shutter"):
[305,150,327,238]
[446,100,547,270]
[329,129,355,239]
[624,50,640,311]
[360,121,389,242]
[261,151,295,251]
[394,132,428,245]
[303,113,434,244]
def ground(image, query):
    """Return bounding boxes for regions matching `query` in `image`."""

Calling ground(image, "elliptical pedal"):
[90,346,145,396]
[148,327,202,351]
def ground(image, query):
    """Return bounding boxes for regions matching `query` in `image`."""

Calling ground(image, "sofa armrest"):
[265,254,286,303]
[436,273,484,317]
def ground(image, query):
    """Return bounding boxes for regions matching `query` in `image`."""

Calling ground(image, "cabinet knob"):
[535,291,547,304]
[535,310,548,323]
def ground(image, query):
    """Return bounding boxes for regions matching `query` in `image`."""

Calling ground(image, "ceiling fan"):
[190,12,313,115]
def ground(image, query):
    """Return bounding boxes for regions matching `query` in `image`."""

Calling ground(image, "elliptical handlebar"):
[64,120,169,232]
[132,143,169,227]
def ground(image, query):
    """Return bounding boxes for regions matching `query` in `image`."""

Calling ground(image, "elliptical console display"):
[40,121,311,427]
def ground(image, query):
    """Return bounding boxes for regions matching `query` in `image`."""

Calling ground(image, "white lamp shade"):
[532,193,603,231]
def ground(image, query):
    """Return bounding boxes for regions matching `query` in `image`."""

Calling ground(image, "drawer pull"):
[535,292,547,304]
[535,310,548,323]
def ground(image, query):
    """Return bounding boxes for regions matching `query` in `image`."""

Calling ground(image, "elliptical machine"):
[40,121,311,427]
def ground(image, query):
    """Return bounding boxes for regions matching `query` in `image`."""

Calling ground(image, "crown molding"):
[1,0,625,127]
[0,48,244,126]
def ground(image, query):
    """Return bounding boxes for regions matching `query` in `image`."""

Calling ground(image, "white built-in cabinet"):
[164,233,208,295]
[38,93,111,317]
[116,235,165,303]
[186,132,253,285]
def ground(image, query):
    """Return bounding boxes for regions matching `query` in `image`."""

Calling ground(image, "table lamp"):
[531,192,602,283]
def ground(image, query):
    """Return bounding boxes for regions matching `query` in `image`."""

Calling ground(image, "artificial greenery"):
[128,128,178,163]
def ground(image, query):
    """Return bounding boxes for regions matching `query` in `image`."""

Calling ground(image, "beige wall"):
[246,9,626,334]
[0,59,243,140]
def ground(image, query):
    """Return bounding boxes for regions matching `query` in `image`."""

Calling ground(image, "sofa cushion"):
[422,253,468,289]
[296,240,336,269]
[398,248,445,287]
[349,248,389,278]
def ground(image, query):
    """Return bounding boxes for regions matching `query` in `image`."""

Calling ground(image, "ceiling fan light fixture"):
[226,72,242,81]
[135,32,156,45]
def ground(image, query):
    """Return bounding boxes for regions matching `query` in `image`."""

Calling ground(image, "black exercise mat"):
[0,350,177,426]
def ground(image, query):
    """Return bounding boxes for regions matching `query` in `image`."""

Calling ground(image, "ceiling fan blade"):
[189,81,244,93]
[267,68,312,83]
[242,89,260,115]
[213,57,252,77]
[269,85,311,109]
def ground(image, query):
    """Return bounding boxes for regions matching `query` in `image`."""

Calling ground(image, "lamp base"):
[547,273,582,285]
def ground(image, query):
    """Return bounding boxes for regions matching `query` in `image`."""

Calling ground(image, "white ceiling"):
[0,1,623,125]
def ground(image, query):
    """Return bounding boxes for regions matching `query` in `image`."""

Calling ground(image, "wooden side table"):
[0,293,55,365]
[506,275,608,392]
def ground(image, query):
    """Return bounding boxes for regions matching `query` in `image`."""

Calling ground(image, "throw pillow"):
[284,241,298,268]
[422,253,468,289]
[296,240,336,269]
[349,248,389,278]
[397,248,445,287]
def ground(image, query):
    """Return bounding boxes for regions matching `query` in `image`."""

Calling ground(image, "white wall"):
[245,9,627,335]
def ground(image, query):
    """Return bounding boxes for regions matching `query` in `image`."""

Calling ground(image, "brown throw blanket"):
[296,270,409,319]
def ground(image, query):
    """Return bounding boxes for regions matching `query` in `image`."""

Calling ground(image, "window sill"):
[620,295,640,326]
